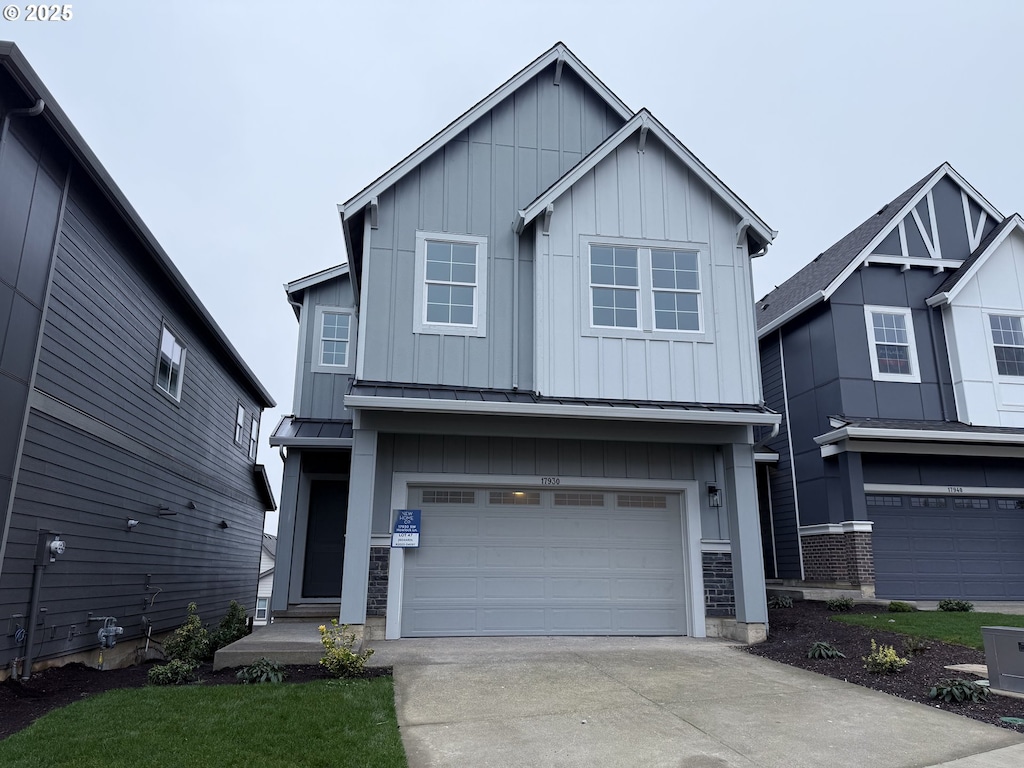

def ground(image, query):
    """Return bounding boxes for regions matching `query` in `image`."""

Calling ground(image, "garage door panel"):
[403,486,687,637]
[913,560,960,575]
[550,577,611,599]
[959,560,1005,575]
[481,546,545,567]
[481,577,545,598]
[910,538,955,553]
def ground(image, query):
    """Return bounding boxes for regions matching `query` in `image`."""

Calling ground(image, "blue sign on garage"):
[391,509,421,548]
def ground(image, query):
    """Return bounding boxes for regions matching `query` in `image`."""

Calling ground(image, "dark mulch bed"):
[746,601,1024,731]
[0,661,391,740]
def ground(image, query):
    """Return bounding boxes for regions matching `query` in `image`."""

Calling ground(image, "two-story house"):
[0,42,276,678]
[757,163,1024,600]
[271,43,780,642]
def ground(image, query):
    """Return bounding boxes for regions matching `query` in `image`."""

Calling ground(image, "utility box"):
[982,626,1024,694]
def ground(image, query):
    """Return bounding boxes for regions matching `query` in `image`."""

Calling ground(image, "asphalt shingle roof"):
[756,166,939,331]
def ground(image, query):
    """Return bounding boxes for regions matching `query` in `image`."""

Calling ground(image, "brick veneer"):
[366,546,390,616]
[703,551,735,617]
[800,530,874,587]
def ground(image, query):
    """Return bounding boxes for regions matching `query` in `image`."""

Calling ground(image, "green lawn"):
[0,678,407,768]
[834,611,1024,650]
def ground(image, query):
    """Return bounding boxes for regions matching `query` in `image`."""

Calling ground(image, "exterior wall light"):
[126,518,140,531]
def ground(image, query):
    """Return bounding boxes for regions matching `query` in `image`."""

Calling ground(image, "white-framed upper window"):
[249,414,259,460]
[651,248,701,331]
[989,314,1024,377]
[413,231,488,337]
[234,404,246,445]
[863,305,921,383]
[155,324,186,401]
[255,597,268,621]
[584,238,706,337]
[311,307,356,374]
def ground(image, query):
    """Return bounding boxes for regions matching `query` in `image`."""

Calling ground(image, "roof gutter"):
[344,394,782,426]
[757,291,826,339]
[814,425,1024,446]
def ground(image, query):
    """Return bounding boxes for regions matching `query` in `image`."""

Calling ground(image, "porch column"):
[724,442,768,626]
[340,426,376,624]
[271,450,301,613]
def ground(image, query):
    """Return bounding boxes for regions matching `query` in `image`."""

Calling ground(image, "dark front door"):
[302,480,349,598]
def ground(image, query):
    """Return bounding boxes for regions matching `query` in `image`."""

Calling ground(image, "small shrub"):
[863,639,909,674]
[211,600,251,652]
[318,619,374,678]
[147,659,198,686]
[164,602,211,663]
[825,597,855,612]
[937,599,974,613]
[807,641,845,660]
[767,594,793,609]
[902,635,931,655]
[929,678,990,704]
[236,657,286,684]
[888,601,915,613]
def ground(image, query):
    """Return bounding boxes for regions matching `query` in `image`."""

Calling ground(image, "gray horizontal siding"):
[0,412,262,665]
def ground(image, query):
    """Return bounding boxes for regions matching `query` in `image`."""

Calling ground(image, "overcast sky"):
[7,0,1023,533]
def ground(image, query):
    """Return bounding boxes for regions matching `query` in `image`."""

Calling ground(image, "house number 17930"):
[540,477,561,485]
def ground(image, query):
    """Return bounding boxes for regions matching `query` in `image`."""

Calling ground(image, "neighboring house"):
[271,43,780,642]
[0,42,276,678]
[756,162,1024,600]
[255,533,276,625]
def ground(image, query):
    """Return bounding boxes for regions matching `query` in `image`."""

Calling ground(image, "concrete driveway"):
[368,636,1024,768]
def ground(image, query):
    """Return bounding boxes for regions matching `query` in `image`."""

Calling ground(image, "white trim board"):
[864,483,1024,497]
[799,521,873,536]
[384,472,705,640]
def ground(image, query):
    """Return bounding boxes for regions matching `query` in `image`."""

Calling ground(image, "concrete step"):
[272,604,339,622]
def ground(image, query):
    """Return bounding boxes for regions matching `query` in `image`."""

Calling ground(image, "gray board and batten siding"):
[359,63,625,390]
[293,273,357,421]
[0,94,68,573]
[534,129,761,404]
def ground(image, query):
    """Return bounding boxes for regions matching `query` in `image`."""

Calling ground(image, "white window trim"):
[154,323,186,402]
[311,306,356,374]
[255,597,269,621]
[579,235,709,340]
[863,305,921,383]
[413,231,488,338]
[987,312,1024,381]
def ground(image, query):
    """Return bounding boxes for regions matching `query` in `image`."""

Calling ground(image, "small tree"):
[164,602,211,663]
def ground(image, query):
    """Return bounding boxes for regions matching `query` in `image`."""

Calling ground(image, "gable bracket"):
[638,124,649,153]
[541,203,554,235]
[554,55,564,86]
[368,197,379,229]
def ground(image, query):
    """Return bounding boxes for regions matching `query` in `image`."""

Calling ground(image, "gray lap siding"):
[0,411,263,666]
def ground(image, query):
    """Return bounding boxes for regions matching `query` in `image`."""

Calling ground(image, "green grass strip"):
[0,678,407,768]
[834,611,1024,650]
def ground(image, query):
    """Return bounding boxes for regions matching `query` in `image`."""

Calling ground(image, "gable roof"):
[284,263,350,319]
[339,42,632,221]
[928,214,1021,304]
[756,163,1003,338]
[0,41,275,409]
[515,109,775,250]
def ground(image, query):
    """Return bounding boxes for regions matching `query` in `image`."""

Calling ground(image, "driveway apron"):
[368,636,1024,768]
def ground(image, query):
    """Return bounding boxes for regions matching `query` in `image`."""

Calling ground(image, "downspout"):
[928,305,952,421]
[512,226,520,389]
[0,97,45,152]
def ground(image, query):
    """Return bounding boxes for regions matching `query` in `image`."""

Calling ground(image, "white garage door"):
[401,487,688,637]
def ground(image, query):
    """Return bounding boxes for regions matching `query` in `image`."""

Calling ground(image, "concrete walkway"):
[368,636,1024,768]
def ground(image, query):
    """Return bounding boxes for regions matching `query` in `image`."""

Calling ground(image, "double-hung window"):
[585,240,705,335]
[249,414,259,460]
[990,314,1024,376]
[155,324,185,401]
[234,404,245,445]
[414,231,488,337]
[311,307,355,374]
[651,249,700,331]
[590,246,639,328]
[864,306,920,383]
